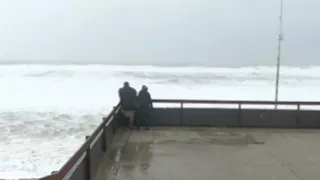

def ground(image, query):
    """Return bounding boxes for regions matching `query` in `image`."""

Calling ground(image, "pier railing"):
[151,99,320,127]
[39,103,121,180]
[153,99,320,109]
[38,99,320,180]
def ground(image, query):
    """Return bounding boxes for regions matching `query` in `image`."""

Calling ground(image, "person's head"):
[123,81,129,88]
[142,85,148,91]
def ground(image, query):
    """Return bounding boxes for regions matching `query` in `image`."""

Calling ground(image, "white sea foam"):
[1,64,320,179]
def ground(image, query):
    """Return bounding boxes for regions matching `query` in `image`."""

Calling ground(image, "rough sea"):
[1,64,320,179]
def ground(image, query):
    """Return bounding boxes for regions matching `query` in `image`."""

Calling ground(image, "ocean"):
[1,64,320,179]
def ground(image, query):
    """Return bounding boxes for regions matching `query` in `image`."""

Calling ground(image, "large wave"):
[1,64,320,179]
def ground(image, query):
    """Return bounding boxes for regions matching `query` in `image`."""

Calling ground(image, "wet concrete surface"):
[93,127,320,180]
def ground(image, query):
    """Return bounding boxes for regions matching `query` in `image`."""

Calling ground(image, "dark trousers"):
[136,108,150,128]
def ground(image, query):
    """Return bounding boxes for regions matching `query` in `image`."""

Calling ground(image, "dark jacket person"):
[137,85,152,130]
[118,82,137,129]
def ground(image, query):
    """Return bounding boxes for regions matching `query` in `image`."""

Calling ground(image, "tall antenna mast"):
[275,0,284,109]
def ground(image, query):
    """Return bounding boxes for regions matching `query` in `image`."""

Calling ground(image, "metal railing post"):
[85,136,91,180]
[180,102,184,125]
[238,103,242,126]
[102,117,107,152]
[112,107,117,134]
[296,103,301,127]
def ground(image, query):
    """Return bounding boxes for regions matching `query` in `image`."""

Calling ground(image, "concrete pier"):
[93,127,320,180]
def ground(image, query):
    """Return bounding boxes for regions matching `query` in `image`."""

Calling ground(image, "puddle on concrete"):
[154,132,264,146]
[97,129,265,180]
[120,141,153,175]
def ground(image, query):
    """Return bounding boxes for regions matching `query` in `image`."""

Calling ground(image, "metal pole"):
[275,0,284,109]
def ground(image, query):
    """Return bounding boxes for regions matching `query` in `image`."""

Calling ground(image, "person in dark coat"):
[137,85,153,130]
[118,81,137,129]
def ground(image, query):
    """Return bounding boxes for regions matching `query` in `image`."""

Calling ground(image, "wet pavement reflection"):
[94,127,320,180]
[120,141,153,176]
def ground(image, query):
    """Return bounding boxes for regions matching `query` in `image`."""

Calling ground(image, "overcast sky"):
[0,0,319,66]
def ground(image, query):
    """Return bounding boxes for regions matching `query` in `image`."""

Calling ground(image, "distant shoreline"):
[0,61,315,68]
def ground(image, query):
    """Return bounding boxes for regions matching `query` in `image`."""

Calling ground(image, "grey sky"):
[0,0,319,66]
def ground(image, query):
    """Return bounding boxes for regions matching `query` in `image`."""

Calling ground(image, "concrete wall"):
[68,116,120,180]
[183,109,239,126]
[67,155,88,180]
[90,134,104,178]
[151,108,181,125]
[240,109,297,128]
[149,108,320,128]
[298,110,320,128]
